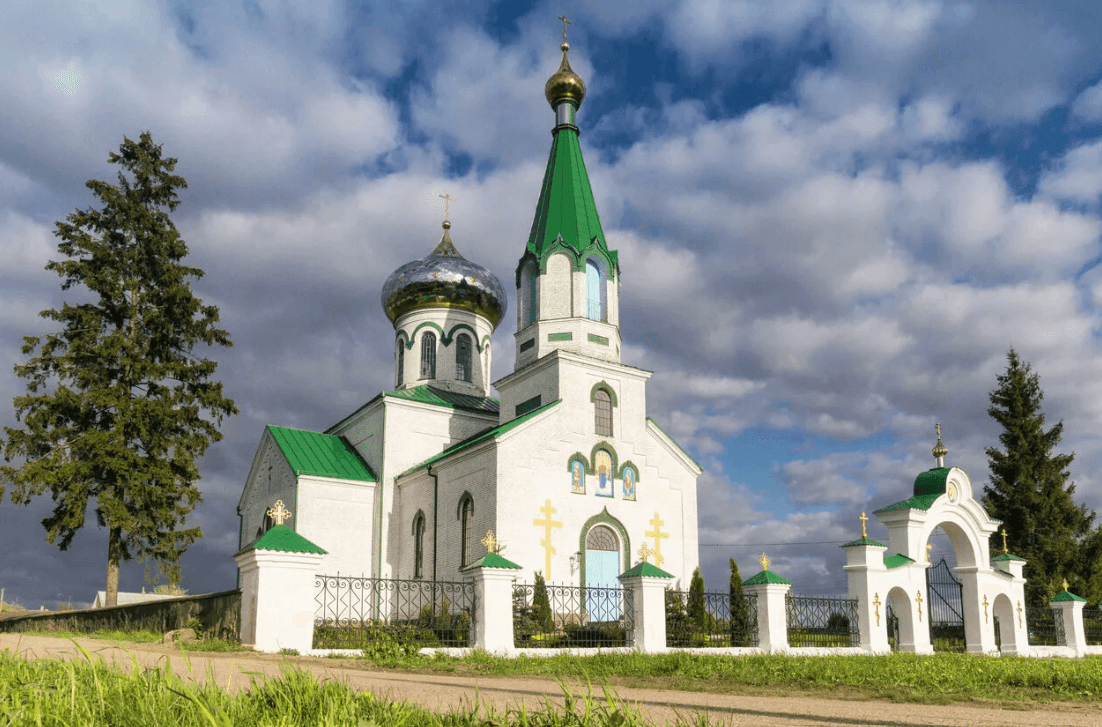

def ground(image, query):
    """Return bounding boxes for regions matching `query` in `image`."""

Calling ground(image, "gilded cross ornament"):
[480,530,499,555]
[1017,600,1023,628]
[759,552,771,572]
[1001,528,1009,555]
[932,422,948,461]
[645,513,669,567]
[982,595,989,624]
[915,590,923,622]
[926,543,933,563]
[267,500,292,526]
[859,511,868,539]
[638,542,652,564]
[438,192,455,223]
[533,500,563,578]
[872,592,881,627]
[558,14,572,42]
[1063,578,1070,592]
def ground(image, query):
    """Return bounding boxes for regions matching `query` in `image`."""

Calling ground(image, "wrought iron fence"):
[512,582,633,648]
[786,595,860,648]
[926,560,965,652]
[1084,606,1102,646]
[1026,605,1065,647]
[313,574,475,650]
[665,589,759,647]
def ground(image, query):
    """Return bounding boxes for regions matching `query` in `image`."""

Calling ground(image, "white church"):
[236,34,702,591]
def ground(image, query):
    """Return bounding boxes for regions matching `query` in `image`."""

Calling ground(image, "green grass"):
[24,629,249,652]
[0,645,675,727]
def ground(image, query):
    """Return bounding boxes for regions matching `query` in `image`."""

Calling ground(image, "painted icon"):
[595,450,613,498]
[622,467,636,500]
[571,460,585,494]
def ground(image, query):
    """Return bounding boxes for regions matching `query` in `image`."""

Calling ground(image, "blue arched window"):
[455,333,472,382]
[586,260,602,321]
[420,331,436,379]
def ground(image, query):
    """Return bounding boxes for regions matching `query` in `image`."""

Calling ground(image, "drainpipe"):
[428,464,439,581]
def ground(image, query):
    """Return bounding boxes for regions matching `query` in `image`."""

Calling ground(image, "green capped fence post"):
[462,533,522,655]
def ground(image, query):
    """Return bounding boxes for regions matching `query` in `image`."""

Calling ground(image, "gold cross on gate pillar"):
[480,530,499,555]
[872,592,881,627]
[982,595,989,624]
[438,193,455,222]
[1001,528,1008,554]
[267,500,292,526]
[859,511,868,539]
[1017,600,1023,628]
[759,552,771,572]
[644,513,669,567]
[1063,578,1070,592]
[926,543,933,563]
[638,542,652,564]
[558,14,571,42]
[533,500,562,578]
[915,590,923,622]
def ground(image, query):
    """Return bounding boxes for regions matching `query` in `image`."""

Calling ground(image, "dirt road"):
[1,634,1098,726]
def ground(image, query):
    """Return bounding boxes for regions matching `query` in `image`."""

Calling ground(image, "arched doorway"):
[584,524,621,622]
[992,593,1020,654]
[887,587,917,651]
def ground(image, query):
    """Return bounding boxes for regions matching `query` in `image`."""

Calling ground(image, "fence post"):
[462,551,522,655]
[618,561,674,653]
[743,567,791,653]
[233,525,327,654]
[1051,589,1088,657]
[841,538,890,653]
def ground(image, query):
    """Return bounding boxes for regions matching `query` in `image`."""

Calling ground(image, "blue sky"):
[3,0,1102,607]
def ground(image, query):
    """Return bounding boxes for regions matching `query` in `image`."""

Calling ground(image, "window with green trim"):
[455,333,472,382]
[396,340,405,386]
[459,495,474,567]
[420,331,436,379]
[594,388,613,436]
[521,260,538,326]
[585,260,601,321]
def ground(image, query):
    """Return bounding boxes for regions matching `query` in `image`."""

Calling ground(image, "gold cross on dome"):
[558,14,571,42]
[267,500,292,526]
[480,530,499,555]
[638,542,652,564]
[1001,528,1008,555]
[859,511,868,539]
[936,422,942,441]
[438,192,455,222]
[759,552,771,572]
[915,590,923,622]
[872,592,881,627]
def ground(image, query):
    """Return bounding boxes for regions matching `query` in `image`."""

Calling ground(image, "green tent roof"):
[1052,590,1087,603]
[883,553,915,569]
[237,525,327,556]
[875,493,940,514]
[841,536,888,548]
[267,425,376,482]
[619,561,673,579]
[384,385,499,415]
[523,126,617,274]
[992,553,1026,562]
[743,570,791,586]
[913,467,950,497]
[462,551,522,570]
[401,399,562,475]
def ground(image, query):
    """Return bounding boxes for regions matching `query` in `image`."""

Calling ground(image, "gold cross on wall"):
[872,592,881,627]
[644,513,669,567]
[558,14,571,41]
[638,542,652,564]
[926,543,933,563]
[438,193,455,222]
[859,511,868,539]
[533,500,562,578]
[759,552,771,572]
[267,500,292,526]
[915,590,923,622]
[480,530,499,555]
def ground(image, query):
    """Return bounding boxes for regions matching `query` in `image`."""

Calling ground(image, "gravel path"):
[2,634,1098,726]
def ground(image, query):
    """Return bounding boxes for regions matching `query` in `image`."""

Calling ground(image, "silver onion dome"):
[381,221,507,328]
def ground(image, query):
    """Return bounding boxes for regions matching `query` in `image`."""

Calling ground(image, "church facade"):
[236,35,701,590]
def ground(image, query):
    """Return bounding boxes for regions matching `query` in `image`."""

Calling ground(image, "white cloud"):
[1038,139,1102,205]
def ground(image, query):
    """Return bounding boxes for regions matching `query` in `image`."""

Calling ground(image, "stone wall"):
[0,589,241,639]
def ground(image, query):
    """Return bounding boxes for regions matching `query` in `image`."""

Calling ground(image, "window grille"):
[459,496,474,566]
[420,332,436,379]
[594,389,613,436]
[455,334,472,382]
[396,340,404,386]
[412,512,425,579]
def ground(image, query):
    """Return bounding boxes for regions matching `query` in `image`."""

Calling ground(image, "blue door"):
[584,525,621,622]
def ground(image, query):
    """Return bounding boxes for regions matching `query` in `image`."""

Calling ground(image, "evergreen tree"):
[687,566,706,628]
[532,571,554,632]
[728,557,751,646]
[0,132,237,607]
[984,349,1097,607]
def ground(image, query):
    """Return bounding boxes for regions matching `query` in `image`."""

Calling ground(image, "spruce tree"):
[0,132,237,607]
[729,557,751,646]
[687,566,706,629]
[984,349,1097,607]
[532,571,554,632]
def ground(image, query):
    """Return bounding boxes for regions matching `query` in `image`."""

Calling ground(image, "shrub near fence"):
[313,575,473,650]
[666,590,758,647]
[0,590,240,640]
[786,595,860,648]
[512,583,632,648]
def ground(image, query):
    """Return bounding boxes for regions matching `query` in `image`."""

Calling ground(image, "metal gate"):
[926,558,965,651]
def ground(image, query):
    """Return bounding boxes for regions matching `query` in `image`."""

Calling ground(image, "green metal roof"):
[1052,590,1087,603]
[992,553,1026,562]
[883,553,915,569]
[913,467,950,497]
[462,551,523,570]
[841,537,888,548]
[238,525,327,555]
[874,493,940,513]
[384,385,500,415]
[524,126,617,274]
[401,399,562,476]
[619,562,673,579]
[267,425,376,482]
[742,570,792,586]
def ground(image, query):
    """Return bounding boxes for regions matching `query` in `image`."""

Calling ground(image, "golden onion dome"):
[544,41,586,110]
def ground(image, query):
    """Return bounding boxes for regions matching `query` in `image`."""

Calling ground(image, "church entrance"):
[584,525,621,621]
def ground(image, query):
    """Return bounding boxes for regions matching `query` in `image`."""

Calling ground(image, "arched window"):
[420,331,436,379]
[396,339,405,386]
[412,511,425,579]
[458,495,474,567]
[520,261,538,326]
[455,333,472,382]
[594,388,613,436]
[586,259,603,321]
